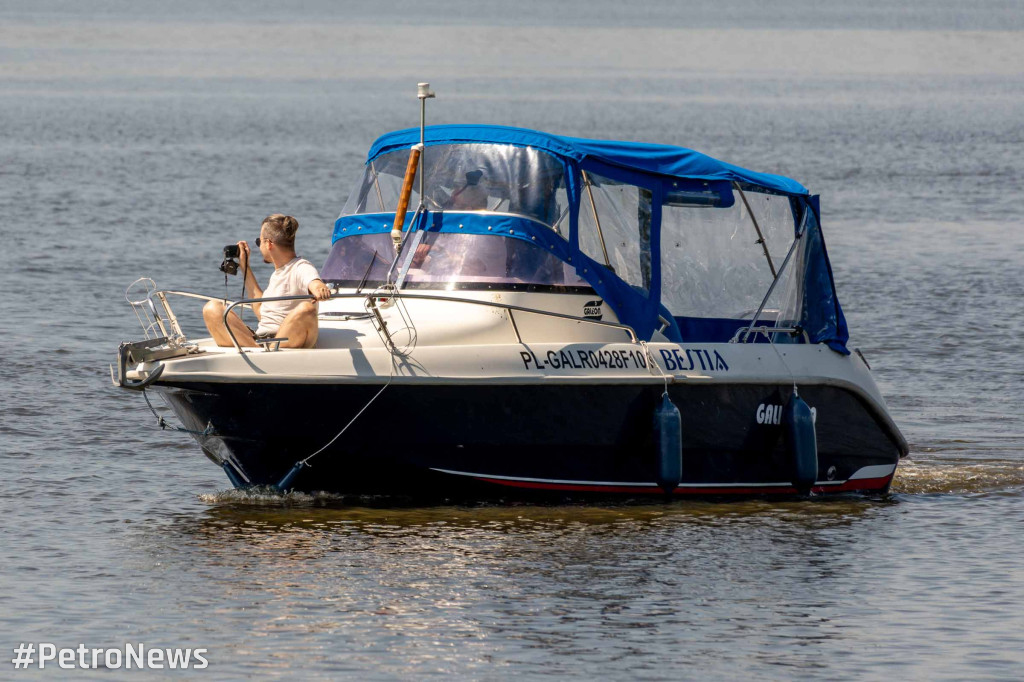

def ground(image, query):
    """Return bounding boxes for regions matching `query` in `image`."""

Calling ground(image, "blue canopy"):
[349,125,847,353]
[368,125,809,196]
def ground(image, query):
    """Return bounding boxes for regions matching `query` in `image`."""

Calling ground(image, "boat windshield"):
[341,144,570,229]
[322,232,591,292]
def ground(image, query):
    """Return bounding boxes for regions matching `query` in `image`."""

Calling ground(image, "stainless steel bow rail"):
[114,285,640,385]
[219,291,640,352]
[117,280,811,390]
[113,279,219,390]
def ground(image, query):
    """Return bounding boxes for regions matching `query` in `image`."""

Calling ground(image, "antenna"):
[417,82,435,208]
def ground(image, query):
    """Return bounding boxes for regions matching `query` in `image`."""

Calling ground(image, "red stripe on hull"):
[474,474,894,496]
[823,475,894,494]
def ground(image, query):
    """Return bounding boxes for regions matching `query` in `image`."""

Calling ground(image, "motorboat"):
[114,88,906,499]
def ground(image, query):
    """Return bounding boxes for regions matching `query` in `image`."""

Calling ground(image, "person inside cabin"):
[446,169,489,210]
[407,170,490,272]
[203,214,331,349]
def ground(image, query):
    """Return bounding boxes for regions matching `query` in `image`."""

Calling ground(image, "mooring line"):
[141,389,213,437]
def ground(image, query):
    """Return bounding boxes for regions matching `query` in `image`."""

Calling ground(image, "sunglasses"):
[255,237,272,247]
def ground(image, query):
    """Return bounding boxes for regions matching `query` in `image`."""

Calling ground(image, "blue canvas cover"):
[348,125,847,352]
[368,125,809,196]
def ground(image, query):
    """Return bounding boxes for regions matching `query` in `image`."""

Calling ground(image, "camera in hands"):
[220,244,240,276]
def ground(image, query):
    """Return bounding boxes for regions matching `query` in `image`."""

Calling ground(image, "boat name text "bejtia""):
[659,348,729,372]
[518,348,729,372]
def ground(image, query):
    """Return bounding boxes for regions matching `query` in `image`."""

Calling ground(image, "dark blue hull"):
[155,380,905,499]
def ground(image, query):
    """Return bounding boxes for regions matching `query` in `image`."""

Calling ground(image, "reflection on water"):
[192,494,890,533]
[129,463,1024,679]
[140,497,888,678]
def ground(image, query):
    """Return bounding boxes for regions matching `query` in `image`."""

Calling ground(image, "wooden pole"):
[391,144,422,252]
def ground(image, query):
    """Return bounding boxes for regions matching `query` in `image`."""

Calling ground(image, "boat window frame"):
[574,158,663,298]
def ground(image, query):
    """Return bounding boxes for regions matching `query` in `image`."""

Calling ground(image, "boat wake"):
[890,457,1024,495]
[198,487,350,507]
[197,487,432,508]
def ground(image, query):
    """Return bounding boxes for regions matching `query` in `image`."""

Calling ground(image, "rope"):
[298,356,396,468]
[764,330,798,392]
[639,339,670,397]
[141,389,214,437]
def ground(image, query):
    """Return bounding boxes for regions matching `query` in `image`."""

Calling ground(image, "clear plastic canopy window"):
[341,144,570,229]
[577,172,653,295]
[660,187,800,320]
[577,172,804,322]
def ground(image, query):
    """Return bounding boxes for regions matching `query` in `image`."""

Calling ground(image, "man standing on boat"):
[203,214,330,348]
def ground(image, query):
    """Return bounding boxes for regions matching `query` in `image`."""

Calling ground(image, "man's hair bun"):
[262,214,299,247]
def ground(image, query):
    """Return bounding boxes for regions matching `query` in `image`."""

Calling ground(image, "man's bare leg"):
[203,300,258,347]
[276,300,319,349]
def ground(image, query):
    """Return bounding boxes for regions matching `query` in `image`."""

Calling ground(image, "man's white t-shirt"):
[255,257,321,336]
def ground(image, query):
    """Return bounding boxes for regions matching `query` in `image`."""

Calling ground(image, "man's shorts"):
[246,325,277,341]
